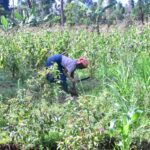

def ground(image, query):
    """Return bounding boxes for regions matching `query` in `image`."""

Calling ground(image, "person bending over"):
[45,54,88,93]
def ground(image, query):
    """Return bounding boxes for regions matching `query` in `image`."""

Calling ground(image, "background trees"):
[132,0,150,24]
[0,0,149,27]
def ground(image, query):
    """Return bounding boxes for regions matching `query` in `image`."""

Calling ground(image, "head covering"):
[77,57,88,68]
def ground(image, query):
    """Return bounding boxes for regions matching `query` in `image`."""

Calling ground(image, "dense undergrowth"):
[0,25,150,150]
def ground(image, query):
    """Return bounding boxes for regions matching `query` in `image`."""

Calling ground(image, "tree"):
[70,0,116,33]
[128,0,134,9]
[60,0,64,26]
[64,2,88,26]
[27,0,32,8]
[113,2,125,21]
[133,0,150,24]
[96,0,117,33]
[66,0,72,3]
[105,0,117,26]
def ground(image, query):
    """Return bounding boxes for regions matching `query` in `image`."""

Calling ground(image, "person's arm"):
[71,71,76,82]
[63,69,76,83]
[70,71,76,87]
[69,71,78,96]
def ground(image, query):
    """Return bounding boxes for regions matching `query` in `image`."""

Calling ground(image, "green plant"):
[0,25,149,150]
[1,16,8,31]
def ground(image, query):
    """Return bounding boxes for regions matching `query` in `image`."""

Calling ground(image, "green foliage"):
[14,11,23,21]
[1,16,8,31]
[132,0,150,22]
[65,3,88,26]
[109,2,125,22]
[0,25,150,149]
[43,14,61,25]
[0,0,149,28]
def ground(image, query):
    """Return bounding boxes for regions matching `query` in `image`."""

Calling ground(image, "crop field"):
[0,25,150,150]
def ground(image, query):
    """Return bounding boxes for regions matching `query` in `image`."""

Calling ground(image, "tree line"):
[0,0,150,28]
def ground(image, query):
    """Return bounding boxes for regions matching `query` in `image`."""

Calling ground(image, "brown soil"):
[0,144,19,150]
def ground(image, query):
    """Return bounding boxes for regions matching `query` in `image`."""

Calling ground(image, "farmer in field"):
[45,54,88,94]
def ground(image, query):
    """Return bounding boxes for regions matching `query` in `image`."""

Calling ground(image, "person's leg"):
[54,55,68,92]
[45,54,62,83]
[46,73,55,83]
[45,54,68,92]
[59,72,68,92]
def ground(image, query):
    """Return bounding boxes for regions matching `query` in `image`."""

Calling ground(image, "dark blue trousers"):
[45,54,68,92]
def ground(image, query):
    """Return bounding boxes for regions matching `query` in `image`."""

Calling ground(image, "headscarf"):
[77,57,88,68]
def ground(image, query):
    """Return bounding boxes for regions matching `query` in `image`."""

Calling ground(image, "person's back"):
[61,55,77,74]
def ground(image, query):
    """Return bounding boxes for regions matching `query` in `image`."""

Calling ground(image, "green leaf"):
[131,112,139,122]
[14,11,23,21]
[1,16,8,29]
[131,110,143,121]
[123,124,129,136]
[31,4,36,15]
